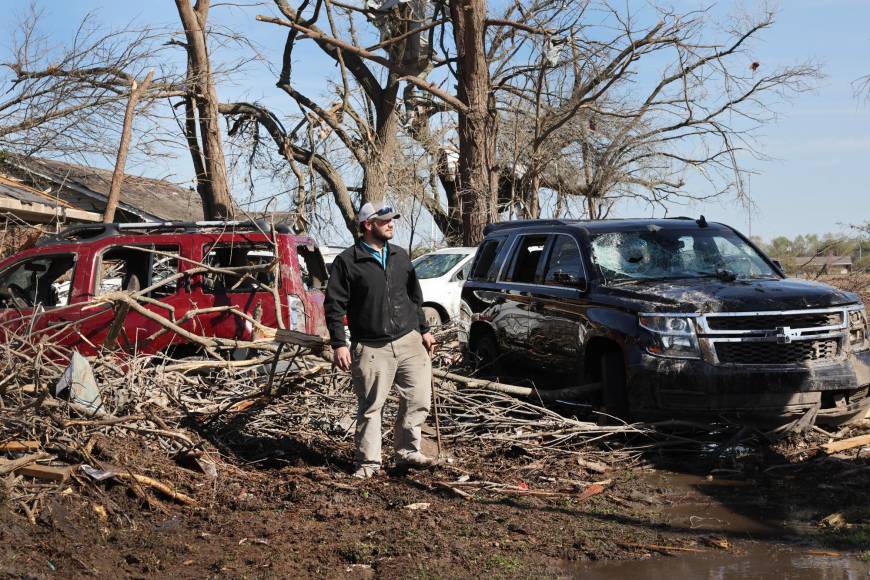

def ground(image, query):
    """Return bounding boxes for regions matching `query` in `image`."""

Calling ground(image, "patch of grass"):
[859,551,870,563]
[338,541,379,564]
[487,555,521,571]
[820,526,870,551]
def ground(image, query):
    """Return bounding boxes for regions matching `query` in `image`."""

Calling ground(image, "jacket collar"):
[353,239,397,262]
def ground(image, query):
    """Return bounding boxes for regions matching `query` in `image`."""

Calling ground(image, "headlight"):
[639,314,700,359]
[847,305,869,350]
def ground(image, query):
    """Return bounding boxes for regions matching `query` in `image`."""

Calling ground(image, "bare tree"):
[0,7,166,160]
[174,0,235,219]
[493,4,819,221]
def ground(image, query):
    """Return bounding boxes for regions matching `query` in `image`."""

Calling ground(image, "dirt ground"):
[2,278,869,578]
[2,420,869,579]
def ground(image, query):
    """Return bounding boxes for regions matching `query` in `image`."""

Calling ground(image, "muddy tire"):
[602,351,629,420]
[423,306,442,329]
[473,332,500,377]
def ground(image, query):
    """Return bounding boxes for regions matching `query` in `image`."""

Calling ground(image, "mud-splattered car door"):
[526,233,590,372]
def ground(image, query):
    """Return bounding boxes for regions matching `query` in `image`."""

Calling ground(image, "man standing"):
[325,201,437,479]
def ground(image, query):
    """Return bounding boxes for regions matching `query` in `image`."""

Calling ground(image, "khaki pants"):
[351,330,432,467]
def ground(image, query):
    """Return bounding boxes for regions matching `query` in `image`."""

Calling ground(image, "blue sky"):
[12,0,870,244]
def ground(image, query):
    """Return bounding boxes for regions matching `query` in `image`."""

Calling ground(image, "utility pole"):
[103,69,154,223]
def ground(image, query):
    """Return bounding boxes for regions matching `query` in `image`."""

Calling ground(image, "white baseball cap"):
[357,201,400,223]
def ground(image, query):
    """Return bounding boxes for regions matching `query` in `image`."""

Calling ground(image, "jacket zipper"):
[384,251,394,336]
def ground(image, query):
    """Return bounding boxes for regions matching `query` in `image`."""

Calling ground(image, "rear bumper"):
[628,348,870,424]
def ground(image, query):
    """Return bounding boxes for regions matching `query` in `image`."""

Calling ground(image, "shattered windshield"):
[413,253,468,279]
[589,227,777,283]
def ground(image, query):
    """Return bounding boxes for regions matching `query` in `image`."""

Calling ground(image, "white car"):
[412,247,477,327]
[319,245,345,267]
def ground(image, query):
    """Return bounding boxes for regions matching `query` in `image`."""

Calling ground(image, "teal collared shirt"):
[361,240,389,270]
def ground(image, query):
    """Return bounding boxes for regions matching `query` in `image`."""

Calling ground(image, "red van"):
[0,221,329,358]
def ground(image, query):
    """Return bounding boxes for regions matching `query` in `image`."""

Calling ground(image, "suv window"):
[505,234,548,284]
[96,246,180,298]
[203,243,276,293]
[0,254,76,309]
[470,238,505,282]
[543,235,584,286]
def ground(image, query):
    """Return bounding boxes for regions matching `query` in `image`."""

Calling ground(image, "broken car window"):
[203,243,276,293]
[506,235,549,284]
[97,246,180,298]
[543,235,584,286]
[297,244,328,291]
[590,229,777,283]
[0,254,76,309]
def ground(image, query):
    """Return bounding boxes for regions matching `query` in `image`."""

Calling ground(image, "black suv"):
[461,218,870,424]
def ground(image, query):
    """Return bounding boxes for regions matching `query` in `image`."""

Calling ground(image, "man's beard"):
[372,227,392,243]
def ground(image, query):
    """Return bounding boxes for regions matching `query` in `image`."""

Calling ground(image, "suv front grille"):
[706,312,842,331]
[715,339,839,365]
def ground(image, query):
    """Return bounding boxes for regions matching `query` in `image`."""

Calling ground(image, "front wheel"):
[601,351,630,420]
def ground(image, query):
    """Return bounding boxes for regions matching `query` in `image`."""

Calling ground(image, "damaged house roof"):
[0,155,203,223]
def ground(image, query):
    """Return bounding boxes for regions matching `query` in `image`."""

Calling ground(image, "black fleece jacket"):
[324,242,429,347]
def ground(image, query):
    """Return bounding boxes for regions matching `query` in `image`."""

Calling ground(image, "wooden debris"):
[620,542,707,554]
[822,434,870,454]
[0,452,50,476]
[577,457,609,473]
[115,473,198,506]
[0,440,40,453]
[17,463,76,483]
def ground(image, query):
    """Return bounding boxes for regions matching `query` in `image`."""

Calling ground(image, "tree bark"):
[450,0,498,246]
[175,0,234,219]
[104,69,153,223]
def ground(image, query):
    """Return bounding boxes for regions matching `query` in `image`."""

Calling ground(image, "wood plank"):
[16,464,76,483]
[0,440,40,453]
[822,434,870,454]
[0,452,50,476]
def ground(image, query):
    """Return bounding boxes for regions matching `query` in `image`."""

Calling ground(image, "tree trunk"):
[450,0,498,246]
[363,79,402,205]
[175,0,234,220]
[104,70,153,223]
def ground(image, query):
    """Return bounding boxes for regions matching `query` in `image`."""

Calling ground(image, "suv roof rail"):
[35,219,294,246]
[483,219,578,235]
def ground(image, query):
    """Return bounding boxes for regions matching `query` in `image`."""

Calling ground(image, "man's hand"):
[421,332,436,355]
[334,345,352,371]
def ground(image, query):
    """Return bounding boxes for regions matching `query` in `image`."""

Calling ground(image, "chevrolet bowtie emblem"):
[773,326,801,344]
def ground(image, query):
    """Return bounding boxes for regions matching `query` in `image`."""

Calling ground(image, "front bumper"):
[628,348,870,424]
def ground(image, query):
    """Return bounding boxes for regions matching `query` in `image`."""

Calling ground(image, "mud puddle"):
[567,543,870,579]
[568,469,870,578]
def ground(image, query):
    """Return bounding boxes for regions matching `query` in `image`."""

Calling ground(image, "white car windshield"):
[590,228,778,283]
[413,253,467,279]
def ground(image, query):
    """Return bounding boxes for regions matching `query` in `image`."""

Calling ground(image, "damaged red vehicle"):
[0,221,329,358]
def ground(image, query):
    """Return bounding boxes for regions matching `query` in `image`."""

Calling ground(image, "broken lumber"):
[17,464,76,483]
[0,452,50,476]
[0,440,40,453]
[822,434,870,454]
[433,369,601,402]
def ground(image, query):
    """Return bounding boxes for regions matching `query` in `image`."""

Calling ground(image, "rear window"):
[469,238,506,282]
[413,253,467,279]
[505,234,548,283]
